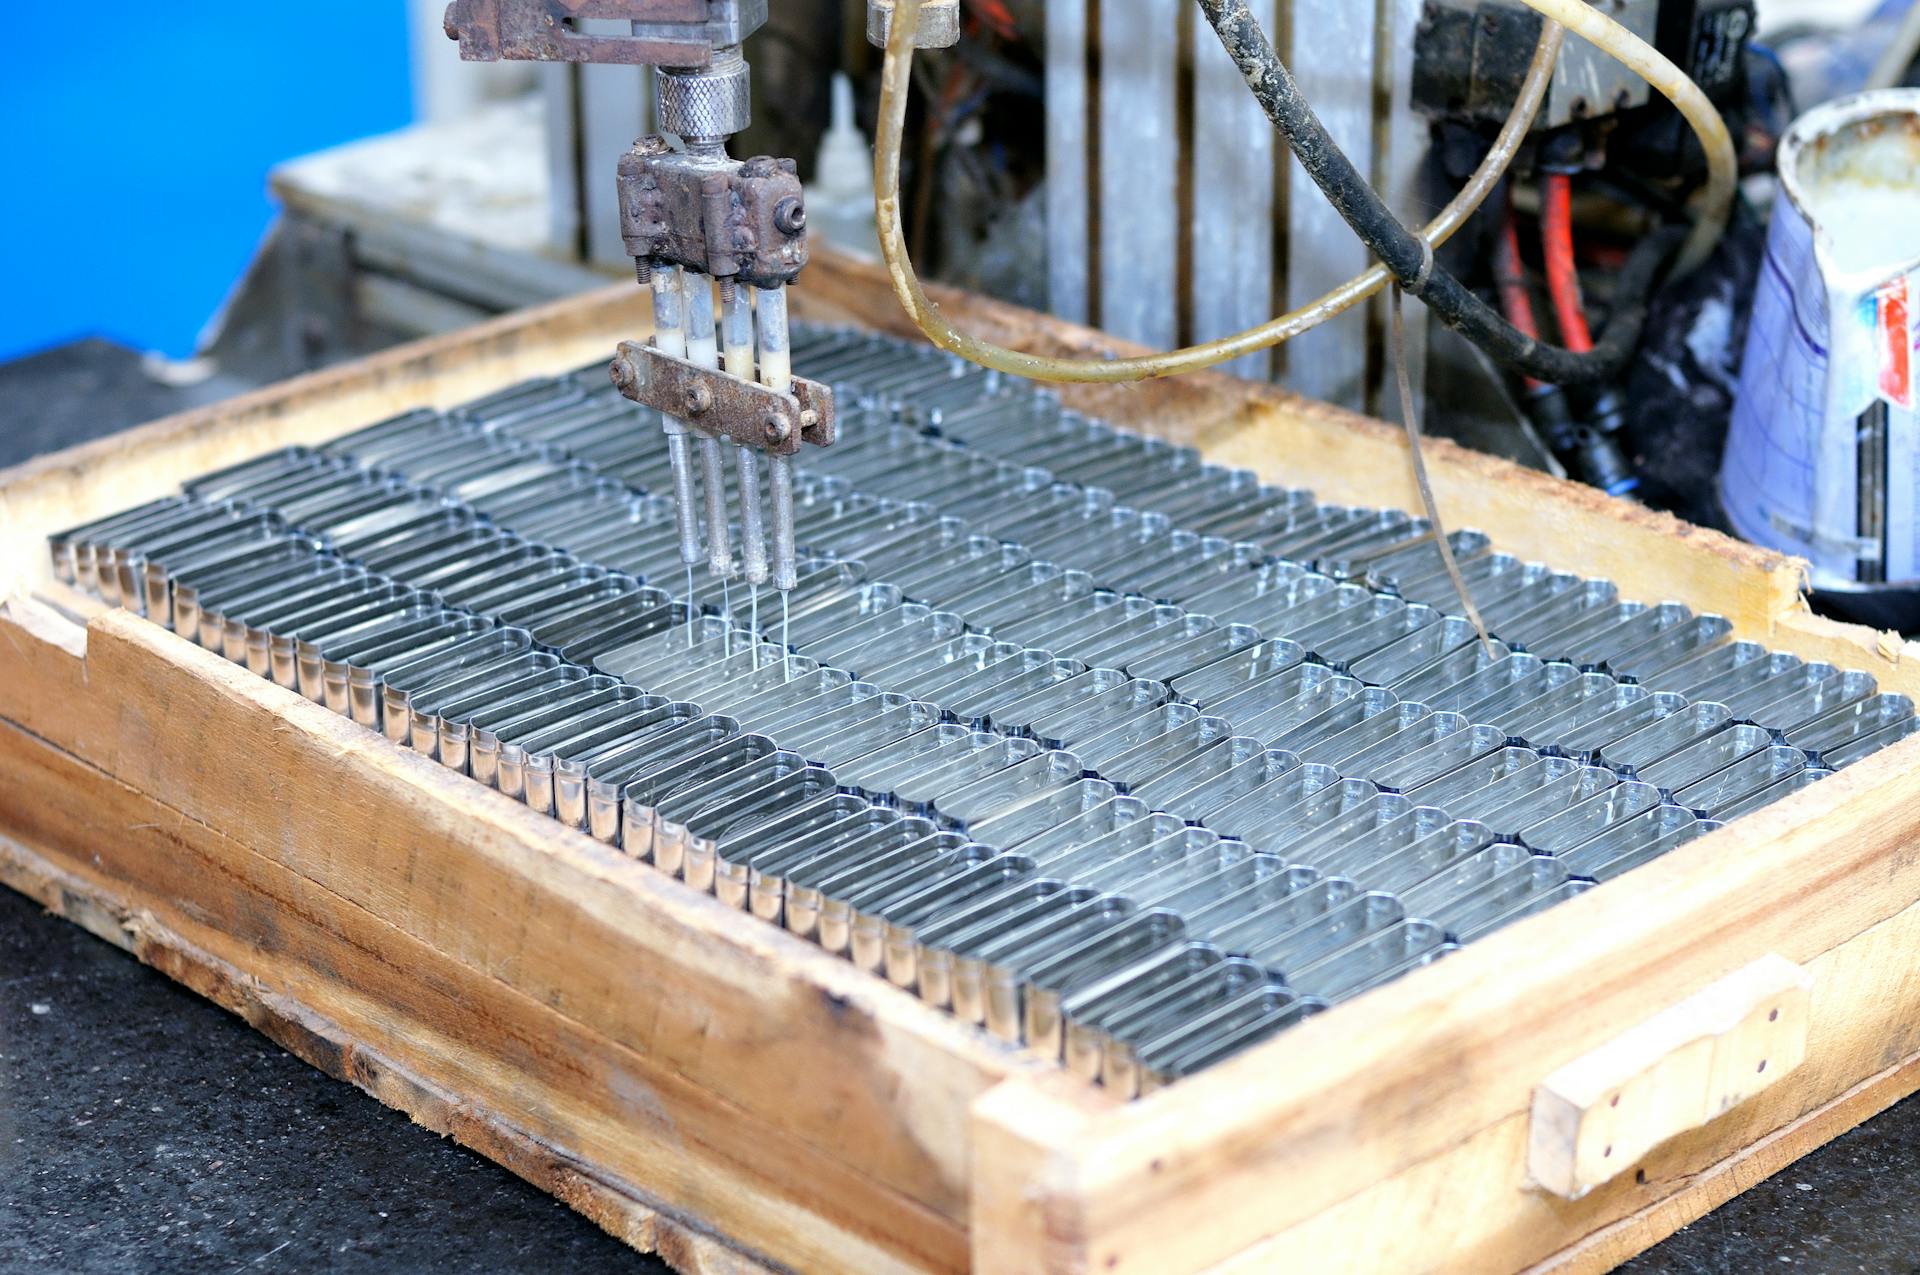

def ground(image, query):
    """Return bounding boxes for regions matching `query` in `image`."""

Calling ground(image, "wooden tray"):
[5,253,1919,1275]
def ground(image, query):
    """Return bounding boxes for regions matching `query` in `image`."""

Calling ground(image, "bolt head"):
[610,357,636,390]
[774,197,807,236]
[763,413,792,445]
[685,383,714,415]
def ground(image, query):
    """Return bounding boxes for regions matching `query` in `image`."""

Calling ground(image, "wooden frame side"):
[967,735,1920,1274]
[1190,895,1920,1274]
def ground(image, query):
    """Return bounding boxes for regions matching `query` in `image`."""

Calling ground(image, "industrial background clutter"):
[0,0,1882,355]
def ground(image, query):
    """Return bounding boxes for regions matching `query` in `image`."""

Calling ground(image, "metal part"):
[655,45,752,139]
[63,325,1919,1101]
[864,0,961,49]
[449,0,828,609]
[610,334,832,572]
[444,0,766,65]
[1412,0,1661,130]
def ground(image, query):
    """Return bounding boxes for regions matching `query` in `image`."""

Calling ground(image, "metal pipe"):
[756,284,796,593]
[649,263,703,572]
[684,270,734,580]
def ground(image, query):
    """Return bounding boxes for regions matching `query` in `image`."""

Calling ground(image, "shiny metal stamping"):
[1790,692,1915,756]
[1059,943,1225,1081]
[1332,817,1496,895]
[1516,780,1664,854]
[1712,767,1833,821]
[1557,805,1705,881]
[931,749,1087,830]
[1672,744,1810,816]
[1421,856,1572,940]
[1634,721,1775,792]
[1288,919,1451,1003]
[1451,881,1593,944]
[1469,762,1618,838]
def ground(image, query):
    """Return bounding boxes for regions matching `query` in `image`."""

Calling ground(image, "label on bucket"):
[1872,278,1912,410]
[1722,91,1920,588]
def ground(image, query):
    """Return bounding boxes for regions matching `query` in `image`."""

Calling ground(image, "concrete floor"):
[4,339,1917,1273]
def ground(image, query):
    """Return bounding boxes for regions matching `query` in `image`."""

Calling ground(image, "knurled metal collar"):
[657,51,751,140]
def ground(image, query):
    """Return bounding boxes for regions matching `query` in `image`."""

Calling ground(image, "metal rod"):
[737,444,769,586]
[721,278,756,379]
[683,270,734,582]
[755,284,796,593]
[649,263,703,572]
[770,451,796,591]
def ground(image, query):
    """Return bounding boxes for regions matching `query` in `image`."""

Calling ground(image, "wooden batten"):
[3,256,1919,1275]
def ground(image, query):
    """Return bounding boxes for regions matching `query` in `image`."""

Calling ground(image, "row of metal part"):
[428,342,1913,789]
[48,340,1913,1091]
[787,326,1920,766]
[51,474,1457,1093]
[296,367,1882,829]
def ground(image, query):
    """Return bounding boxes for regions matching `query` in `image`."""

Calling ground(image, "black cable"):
[1194,0,1685,387]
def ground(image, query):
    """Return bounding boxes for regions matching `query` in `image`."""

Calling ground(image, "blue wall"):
[1,4,415,363]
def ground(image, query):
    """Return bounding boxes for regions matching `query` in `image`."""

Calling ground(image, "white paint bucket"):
[1722,89,1920,588]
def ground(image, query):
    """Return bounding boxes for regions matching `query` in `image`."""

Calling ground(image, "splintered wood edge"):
[0,832,785,1275]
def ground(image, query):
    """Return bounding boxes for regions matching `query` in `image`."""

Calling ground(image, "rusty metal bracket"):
[611,341,835,457]
[618,141,808,287]
[444,0,749,66]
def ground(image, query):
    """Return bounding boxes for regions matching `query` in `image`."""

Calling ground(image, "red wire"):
[1541,172,1595,355]
[966,0,1019,40]
[1495,203,1547,392]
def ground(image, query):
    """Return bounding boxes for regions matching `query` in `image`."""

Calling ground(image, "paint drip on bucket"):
[1723,89,1920,589]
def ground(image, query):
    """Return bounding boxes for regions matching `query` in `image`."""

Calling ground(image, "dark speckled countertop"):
[3,339,1916,1274]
